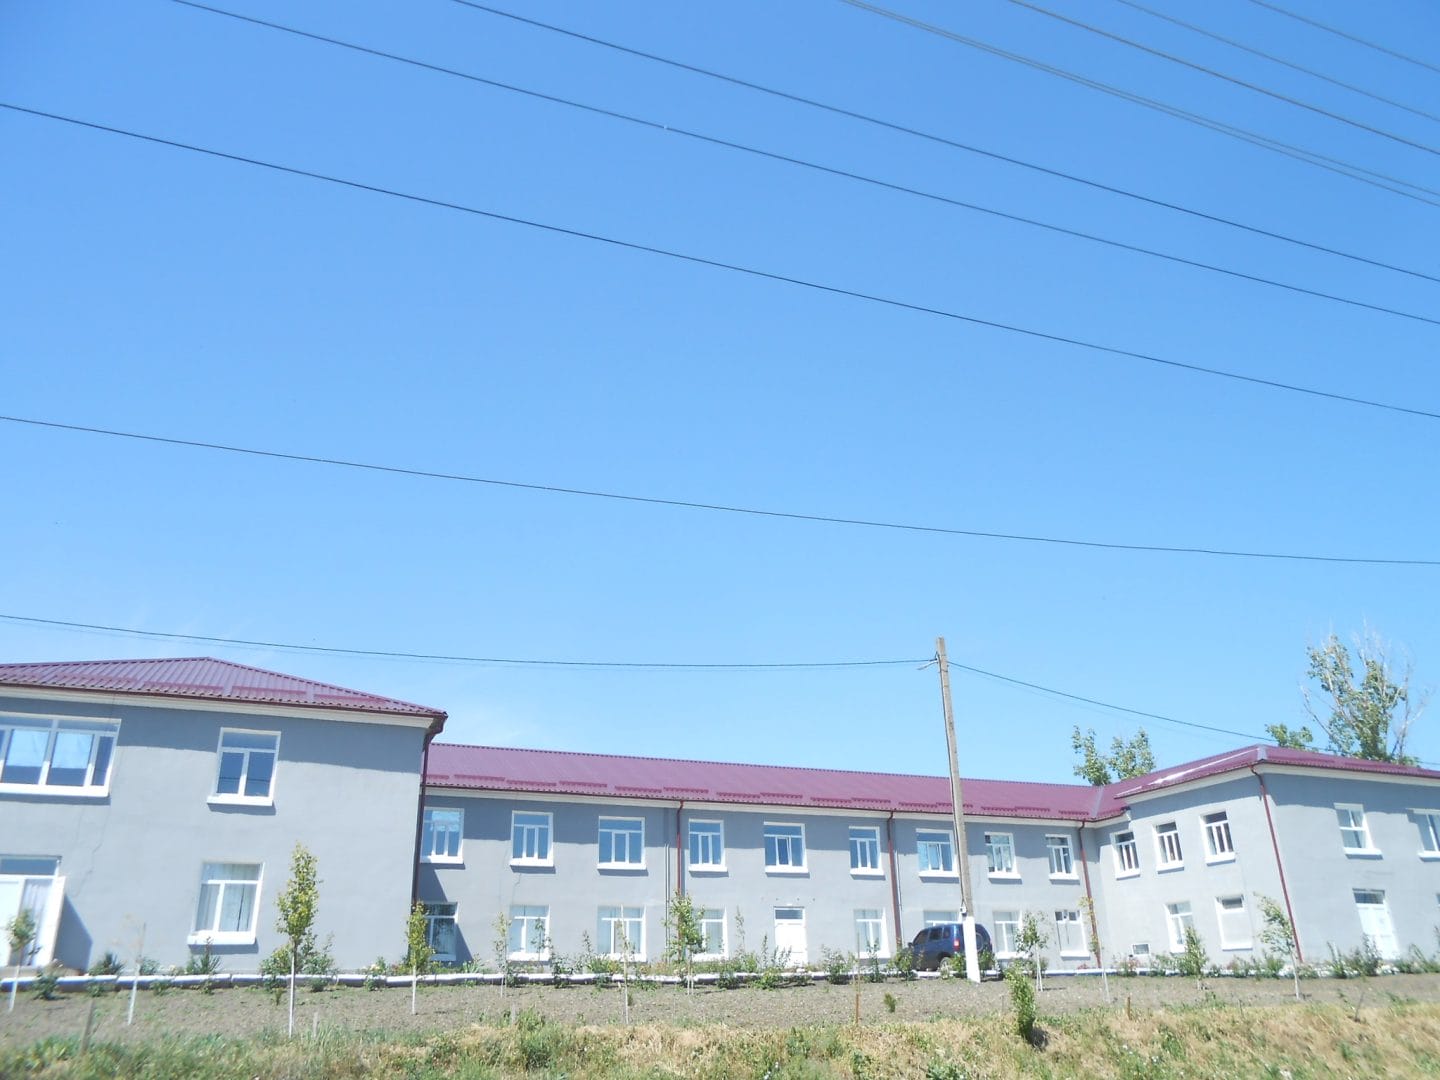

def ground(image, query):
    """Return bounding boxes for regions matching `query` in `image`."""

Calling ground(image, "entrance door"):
[773,907,807,967]
[1354,889,1399,958]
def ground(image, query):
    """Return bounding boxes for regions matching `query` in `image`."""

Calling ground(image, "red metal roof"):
[427,742,1440,821]
[0,657,446,722]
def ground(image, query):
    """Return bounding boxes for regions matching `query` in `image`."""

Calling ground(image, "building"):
[5,656,1439,975]
[0,658,446,971]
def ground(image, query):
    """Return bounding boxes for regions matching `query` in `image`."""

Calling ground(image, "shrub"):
[1177,927,1209,986]
[893,944,917,981]
[87,952,122,977]
[33,963,60,1001]
[821,947,852,985]
[1005,965,1036,1042]
[883,991,898,1013]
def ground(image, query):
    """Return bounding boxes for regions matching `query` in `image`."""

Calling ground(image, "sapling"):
[7,907,36,1013]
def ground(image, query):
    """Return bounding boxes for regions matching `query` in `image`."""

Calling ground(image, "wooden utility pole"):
[936,637,981,982]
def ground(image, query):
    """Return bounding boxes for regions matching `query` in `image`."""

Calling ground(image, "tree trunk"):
[288,949,296,1037]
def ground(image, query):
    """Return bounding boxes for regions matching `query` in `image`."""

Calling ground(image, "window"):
[191,862,262,944]
[424,902,458,961]
[1354,889,1398,958]
[598,817,644,867]
[854,909,885,955]
[688,820,724,870]
[1415,811,1440,857]
[698,908,726,957]
[1203,812,1235,862]
[1336,804,1376,853]
[923,910,959,927]
[1215,896,1251,950]
[1155,822,1183,868]
[0,717,117,793]
[509,904,549,959]
[1113,830,1140,876]
[1055,909,1087,957]
[849,826,882,874]
[985,832,1017,877]
[212,729,279,802]
[993,911,1019,956]
[1164,902,1195,952]
[764,823,806,871]
[598,905,644,958]
[421,808,463,863]
[1046,835,1075,878]
[916,829,955,875]
[0,857,59,967]
[511,811,553,865]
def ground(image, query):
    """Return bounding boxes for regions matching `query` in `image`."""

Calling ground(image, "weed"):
[883,991,897,1013]
[87,951,122,977]
[821,947,851,985]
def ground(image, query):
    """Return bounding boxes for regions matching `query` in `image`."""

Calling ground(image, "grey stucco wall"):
[2,692,428,971]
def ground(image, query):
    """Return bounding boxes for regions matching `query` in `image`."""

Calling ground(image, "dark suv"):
[909,922,993,972]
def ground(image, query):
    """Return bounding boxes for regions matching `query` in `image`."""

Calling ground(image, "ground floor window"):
[1215,896,1251,950]
[923,910,958,928]
[598,906,644,959]
[192,862,261,945]
[854,909,885,956]
[698,908,726,957]
[993,911,1020,957]
[1054,909,1087,957]
[0,856,60,966]
[1164,902,1195,953]
[424,902,458,962]
[509,904,549,960]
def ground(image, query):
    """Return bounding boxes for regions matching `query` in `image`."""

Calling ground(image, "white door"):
[774,907,807,967]
[1354,890,1399,958]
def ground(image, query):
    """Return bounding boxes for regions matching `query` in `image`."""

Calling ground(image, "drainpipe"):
[886,811,903,949]
[1251,765,1303,962]
[675,800,685,896]
[1075,824,1100,965]
[411,724,439,907]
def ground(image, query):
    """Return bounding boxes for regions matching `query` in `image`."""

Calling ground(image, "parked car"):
[909,922,993,972]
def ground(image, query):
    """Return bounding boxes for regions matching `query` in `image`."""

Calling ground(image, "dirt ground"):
[4,972,1440,1048]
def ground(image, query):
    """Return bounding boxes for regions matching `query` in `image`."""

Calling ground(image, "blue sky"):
[4,0,1438,782]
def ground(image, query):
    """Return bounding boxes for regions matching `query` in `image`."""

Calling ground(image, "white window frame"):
[985,832,1018,878]
[1054,909,1087,957]
[923,910,959,927]
[1046,834,1076,879]
[688,820,725,872]
[1154,822,1184,869]
[598,905,645,959]
[763,822,807,873]
[849,826,883,876]
[1202,811,1235,863]
[1113,830,1140,877]
[511,810,554,867]
[598,817,645,869]
[421,807,463,863]
[916,829,956,877]
[0,716,119,797]
[1414,810,1440,859]
[854,909,887,956]
[698,907,726,958]
[209,728,280,805]
[509,904,549,960]
[1215,895,1251,950]
[1164,901,1195,953]
[993,910,1020,957]
[423,901,458,962]
[190,861,263,946]
[1336,803,1378,855]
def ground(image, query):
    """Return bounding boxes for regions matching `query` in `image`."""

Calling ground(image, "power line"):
[169,1,1440,328]
[1111,0,1440,126]
[1246,0,1440,79]
[8,103,1440,426]
[6,413,1440,566]
[447,1,1440,285]
[1008,0,1440,158]
[837,0,1440,206]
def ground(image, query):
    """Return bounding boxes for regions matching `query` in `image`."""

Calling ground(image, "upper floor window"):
[1046,834,1075,878]
[599,817,644,867]
[985,832,1017,877]
[0,718,117,794]
[1415,810,1440,858]
[421,807,463,863]
[1336,804,1377,854]
[917,829,955,875]
[212,729,279,803]
[1113,830,1140,877]
[191,861,262,945]
[849,826,882,874]
[688,820,725,870]
[1154,822,1183,868]
[1203,811,1235,862]
[511,811,553,865]
[764,823,806,871]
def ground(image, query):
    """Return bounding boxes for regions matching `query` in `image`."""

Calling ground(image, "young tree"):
[274,843,320,1037]
[666,891,705,995]
[492,911,513,998]
[1256,894,1302,1001]
[404,901,434,1016]
[1177,926,1209,989]
[1078,896,1110,1004]
[1298,631,1426,764]
[1016,911,1050,991]
[1071,727,1155,785]
[6,907,36,1013]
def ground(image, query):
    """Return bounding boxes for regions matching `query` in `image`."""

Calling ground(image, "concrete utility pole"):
[936,637,981,983]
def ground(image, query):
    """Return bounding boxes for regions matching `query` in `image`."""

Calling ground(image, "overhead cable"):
[170,1,1440,326]
[5,414,1440,566]
[1246,0,1440,79]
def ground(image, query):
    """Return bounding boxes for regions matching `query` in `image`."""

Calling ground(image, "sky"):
[3,0,1438,784]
